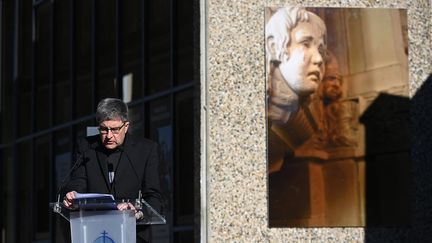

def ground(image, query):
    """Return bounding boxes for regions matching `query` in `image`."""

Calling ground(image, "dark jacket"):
[64,133,163,242]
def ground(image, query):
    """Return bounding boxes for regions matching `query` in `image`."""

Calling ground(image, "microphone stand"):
[53,144,93,214]
[135,190,142,210]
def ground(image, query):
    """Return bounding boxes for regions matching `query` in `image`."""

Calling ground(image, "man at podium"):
[62,98,163,243]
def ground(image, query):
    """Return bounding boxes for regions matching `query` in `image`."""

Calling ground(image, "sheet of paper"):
[74,192,114,200]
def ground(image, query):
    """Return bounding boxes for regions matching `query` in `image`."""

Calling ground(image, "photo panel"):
[266,7,410,227]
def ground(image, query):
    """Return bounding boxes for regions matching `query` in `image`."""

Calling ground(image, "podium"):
[51,195,166,243]
[70,210,136,243]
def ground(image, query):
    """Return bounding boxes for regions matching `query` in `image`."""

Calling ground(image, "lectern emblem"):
[93,230,115,243]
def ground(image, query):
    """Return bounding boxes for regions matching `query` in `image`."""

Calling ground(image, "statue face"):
[322,54,342,101]
[280,20,326,97]
[323,75,342,100]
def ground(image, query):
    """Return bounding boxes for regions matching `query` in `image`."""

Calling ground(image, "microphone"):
[119,146,146,212]
[120,144,165,214]
[53,143,96,213]
[56,143,95,197]
[115,134,164,214]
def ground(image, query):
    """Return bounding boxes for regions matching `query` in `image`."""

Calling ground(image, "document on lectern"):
[73,192,117,210]
[74,192,114,200]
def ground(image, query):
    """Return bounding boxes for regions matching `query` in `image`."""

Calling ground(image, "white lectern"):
[51,195,165,243]
[70,210,135,243]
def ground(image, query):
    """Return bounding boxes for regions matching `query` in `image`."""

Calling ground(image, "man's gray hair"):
[96,98,129,123]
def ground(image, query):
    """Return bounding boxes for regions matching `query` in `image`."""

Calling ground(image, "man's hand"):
[63,191,76,209]
[117,202,143,220]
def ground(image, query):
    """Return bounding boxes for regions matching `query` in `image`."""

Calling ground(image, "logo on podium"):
[93,230,115,243]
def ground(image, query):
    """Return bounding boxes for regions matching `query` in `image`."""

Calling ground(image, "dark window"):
[174,90,194,225]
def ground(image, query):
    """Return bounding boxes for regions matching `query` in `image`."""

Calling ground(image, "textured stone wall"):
[202,0,431,242]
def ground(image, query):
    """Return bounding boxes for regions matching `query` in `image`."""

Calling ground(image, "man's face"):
[99,119,129,150]
[323,75,342,101]
[281,20,326,97]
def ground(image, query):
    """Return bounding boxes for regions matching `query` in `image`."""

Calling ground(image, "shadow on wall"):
[365,73,432,242]
[360,93,411,227]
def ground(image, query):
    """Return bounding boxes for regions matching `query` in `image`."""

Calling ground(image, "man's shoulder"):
[126,133,158,148]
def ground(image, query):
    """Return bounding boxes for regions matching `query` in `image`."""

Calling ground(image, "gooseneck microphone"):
[114,135,164,215]
[120,144,165,214]
[55,143,95,201]
[53,143,97,214]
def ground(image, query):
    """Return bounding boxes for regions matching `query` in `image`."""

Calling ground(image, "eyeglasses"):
[98,123,126,134]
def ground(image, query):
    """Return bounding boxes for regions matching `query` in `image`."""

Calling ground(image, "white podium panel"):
[70,210,136,243]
